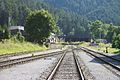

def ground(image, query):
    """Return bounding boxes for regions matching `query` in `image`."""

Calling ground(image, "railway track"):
[0,51,64,69]
[0,50,41,59]
[82,47,120,61]
[0,49,62,59]
[80,47,120,72]
[47,50,85,80]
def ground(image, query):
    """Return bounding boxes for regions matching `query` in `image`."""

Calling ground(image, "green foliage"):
[55,9,90,36]
[3,29,10,39]
[0,0,91,39]
[89,20,120,45]
[16,32,25,43]
[106,25,120,42]
[0,0,48,26]
[0,25,3,40]
[25,9,57,44]
[0,25,11,39]
[0,25,11,40]
[112,34,120,49]
[89,20,109,39]
[44,0,120,25]
[0,39,47,55]
[1,0,120,43]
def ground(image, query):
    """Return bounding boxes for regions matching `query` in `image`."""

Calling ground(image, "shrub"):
[25,9,57,44]
[112,34,120,49]
[16,32,25,43]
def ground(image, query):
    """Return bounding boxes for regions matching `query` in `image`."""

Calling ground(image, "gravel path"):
[75,49,120,80]
[0,54,62,80]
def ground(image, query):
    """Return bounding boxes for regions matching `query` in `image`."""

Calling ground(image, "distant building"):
[48,33,58,43]
[8,26,24,35]
[60,33,91,42]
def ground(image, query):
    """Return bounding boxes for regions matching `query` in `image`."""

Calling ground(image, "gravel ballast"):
[0,49,62,62]
[75,50,120,80]
[0,54,63,80]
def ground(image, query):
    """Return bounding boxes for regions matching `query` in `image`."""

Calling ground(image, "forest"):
[0,0,90,37]
[44,0,120,25]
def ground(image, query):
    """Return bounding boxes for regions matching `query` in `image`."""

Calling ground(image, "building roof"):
[8,26,24,31]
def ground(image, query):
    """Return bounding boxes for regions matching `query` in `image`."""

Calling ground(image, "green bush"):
[25,9,57,44]
[112,34,120,49]
[3,29,11,39]
[0,39,47,55]
[16,32,25,43]
[7,32,25,43]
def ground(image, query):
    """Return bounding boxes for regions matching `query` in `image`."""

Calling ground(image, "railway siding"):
[0,54,63,80]
[81,47,120,61]
[0,49,62,62]
[81,47,120,72]
[76,49,120,80]
[0,50,64,69]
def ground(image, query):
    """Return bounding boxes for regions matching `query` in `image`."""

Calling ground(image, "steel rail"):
[73,51,85,80]
[46,51,66,80]
[80,48,120,72]
[47,50,85,80]
[82,47,120,62]
[0,51,64,69]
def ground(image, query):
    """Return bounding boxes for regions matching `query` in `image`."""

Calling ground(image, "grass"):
[80,42,120,54]
[0,39,47,55]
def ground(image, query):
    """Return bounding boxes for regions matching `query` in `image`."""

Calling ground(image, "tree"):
[112,34,120,49]
[45,0,120,25]
[106,25,120,43]
[55,9,89,37]
[25,9,57,44]
[89,20,103,39]
[16,32,25,43]
[0,0,48,26]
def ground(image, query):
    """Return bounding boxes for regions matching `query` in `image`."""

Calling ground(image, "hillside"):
[0,0,90,37]
[0,0,48,26]
[44,0,120,25]
[1,0,120,39]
